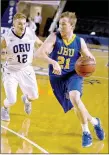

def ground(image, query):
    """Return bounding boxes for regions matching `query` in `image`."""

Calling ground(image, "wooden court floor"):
[1,51,108,154]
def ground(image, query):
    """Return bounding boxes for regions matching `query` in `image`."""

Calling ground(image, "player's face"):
[59,17,72,37]
[13,18,26,34]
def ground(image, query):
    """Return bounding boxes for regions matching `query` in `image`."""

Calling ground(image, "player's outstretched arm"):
[80,38,96,62]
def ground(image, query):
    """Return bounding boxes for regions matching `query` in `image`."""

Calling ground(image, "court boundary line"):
[1,125,49,154]
[91,76,108,80]
[95,56,108,57]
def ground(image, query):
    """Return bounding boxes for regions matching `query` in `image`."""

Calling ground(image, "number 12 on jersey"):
[17,54,28,63]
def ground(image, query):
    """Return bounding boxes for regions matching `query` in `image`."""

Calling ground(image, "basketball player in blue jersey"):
[35,12,105,147]
[1,13,45,121]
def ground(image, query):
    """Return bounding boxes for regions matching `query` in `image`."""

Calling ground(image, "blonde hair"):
[60,11,77,29]
[13,13,27,21]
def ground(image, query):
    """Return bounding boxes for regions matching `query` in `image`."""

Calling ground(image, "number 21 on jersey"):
[58,56,70,69]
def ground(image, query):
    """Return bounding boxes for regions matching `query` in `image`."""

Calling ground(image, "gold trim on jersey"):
[63,34,76,46]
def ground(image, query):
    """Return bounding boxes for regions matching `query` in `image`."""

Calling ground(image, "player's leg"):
[69,90,105,143]
[67,76,92,147]
[1,72,18,121]
[68,76,105,146]
[19,66,38,114]
[69,89,92,147]
[50,76,92,146]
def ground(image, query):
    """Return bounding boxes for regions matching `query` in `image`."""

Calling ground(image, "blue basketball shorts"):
[49,75,83,113]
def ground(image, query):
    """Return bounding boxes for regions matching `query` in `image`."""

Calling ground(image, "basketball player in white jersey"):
[1,13,61,122]
[1,13,43,121]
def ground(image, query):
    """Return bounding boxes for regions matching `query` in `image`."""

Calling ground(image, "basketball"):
[75,57,96,77]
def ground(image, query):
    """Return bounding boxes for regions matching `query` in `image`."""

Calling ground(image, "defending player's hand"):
[1,50,7,60]
[52,61,61,75]
[0,50,7,55]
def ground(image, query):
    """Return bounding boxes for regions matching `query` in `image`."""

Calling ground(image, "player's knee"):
[69,90,81,105]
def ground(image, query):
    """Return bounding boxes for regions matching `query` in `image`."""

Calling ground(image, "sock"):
[25,98,29,103]
[24,95,29,103]
[90,117,98,126]
[81,123,90,134]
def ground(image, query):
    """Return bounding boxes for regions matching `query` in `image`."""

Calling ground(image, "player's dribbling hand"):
[52,61,61,75]
[86,55,96,64]
[89,55,96,63]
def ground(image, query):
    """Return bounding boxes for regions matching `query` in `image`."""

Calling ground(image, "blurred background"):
[1,1,108,153]
[1,0,109,42]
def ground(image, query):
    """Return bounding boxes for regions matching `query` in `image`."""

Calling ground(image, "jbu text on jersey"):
[58,47,74,57]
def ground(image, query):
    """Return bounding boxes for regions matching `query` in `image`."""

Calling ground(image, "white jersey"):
[3,27,36,71]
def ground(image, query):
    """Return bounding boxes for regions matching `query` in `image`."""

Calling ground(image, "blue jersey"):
[49,32,81,77]
[49,32,83,112]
